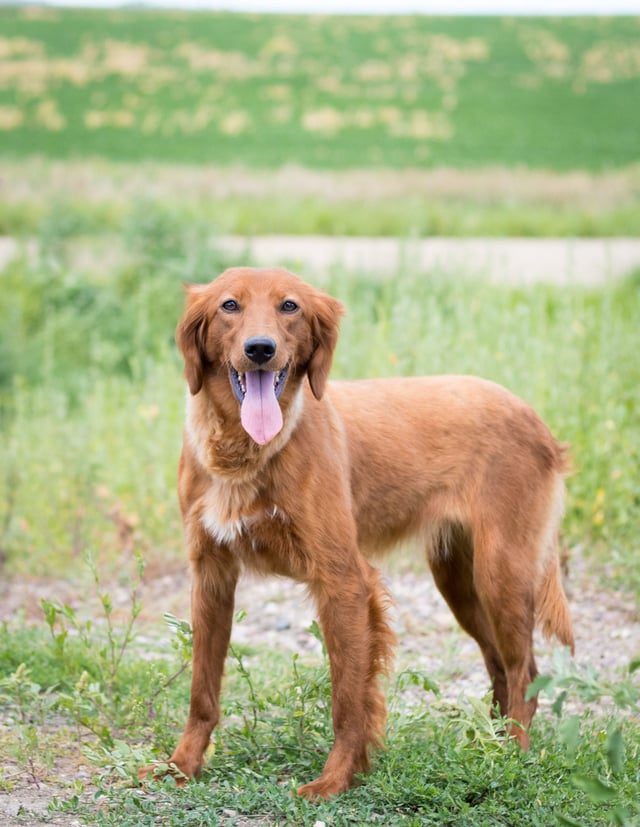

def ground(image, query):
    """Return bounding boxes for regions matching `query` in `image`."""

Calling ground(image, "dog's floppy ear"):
[175,284,210,395]
[307,290,344,400]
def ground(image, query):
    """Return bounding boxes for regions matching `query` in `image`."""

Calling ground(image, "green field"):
[2,8,640,238]
[1,8,640,170]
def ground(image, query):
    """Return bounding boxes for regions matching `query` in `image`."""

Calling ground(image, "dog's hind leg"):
[428,527,510,716]
[471,529,540,748]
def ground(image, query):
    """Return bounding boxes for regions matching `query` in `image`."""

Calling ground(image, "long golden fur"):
[141,266,574,799]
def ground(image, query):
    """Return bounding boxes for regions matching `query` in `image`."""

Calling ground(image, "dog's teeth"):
[233,368,246,396]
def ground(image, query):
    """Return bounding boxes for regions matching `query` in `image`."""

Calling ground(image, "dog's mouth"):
[230,366,288,403]
[230,366,289,445]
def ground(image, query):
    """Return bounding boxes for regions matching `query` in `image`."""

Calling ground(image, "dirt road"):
[219,235,640,285]
[2,235,640,285]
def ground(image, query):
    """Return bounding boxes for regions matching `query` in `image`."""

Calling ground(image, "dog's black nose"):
[244,336,277,365]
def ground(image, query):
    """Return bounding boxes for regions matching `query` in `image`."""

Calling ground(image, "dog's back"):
[329,375,564,546]
[328,375,573,651]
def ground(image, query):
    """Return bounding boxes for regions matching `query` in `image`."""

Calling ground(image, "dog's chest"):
[201,501,288,548]
[199,479,288,551]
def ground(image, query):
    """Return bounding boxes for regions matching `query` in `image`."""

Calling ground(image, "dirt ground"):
[2,235,640,287]
[219,234,640,286]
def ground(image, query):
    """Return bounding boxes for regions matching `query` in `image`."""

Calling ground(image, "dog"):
[140,266,574,800]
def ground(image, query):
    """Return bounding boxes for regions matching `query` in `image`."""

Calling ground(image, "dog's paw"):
[508,723,531,751]
[297,774,350,800]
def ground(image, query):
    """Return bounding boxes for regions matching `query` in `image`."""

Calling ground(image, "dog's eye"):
[221,299,240,313]
[280,300,299,314]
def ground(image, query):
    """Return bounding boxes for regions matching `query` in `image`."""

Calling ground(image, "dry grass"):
[3,157,640,209]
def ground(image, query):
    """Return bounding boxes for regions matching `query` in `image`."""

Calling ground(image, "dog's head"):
[176,267,344,445]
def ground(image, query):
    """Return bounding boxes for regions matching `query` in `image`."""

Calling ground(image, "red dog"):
[141,266,574,799]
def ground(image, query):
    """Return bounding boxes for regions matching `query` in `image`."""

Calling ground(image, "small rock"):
[611,627,631,640]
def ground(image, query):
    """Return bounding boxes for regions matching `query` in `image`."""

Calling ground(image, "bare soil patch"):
[2,234,640,289]
[220,234,640,286]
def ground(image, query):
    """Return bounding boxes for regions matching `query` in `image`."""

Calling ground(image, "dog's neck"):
[185,380,305,479]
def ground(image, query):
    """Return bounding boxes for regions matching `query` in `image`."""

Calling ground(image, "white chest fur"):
[200,480,287,548]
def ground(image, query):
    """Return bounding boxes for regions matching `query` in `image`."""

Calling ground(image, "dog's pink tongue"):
[241,371,283,445]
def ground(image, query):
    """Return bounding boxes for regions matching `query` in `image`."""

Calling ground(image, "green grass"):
[1,9,639,171]
[1,610,639,826]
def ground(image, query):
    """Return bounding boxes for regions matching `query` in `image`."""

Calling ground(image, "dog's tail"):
[534,468,574,653]
[535,551,574,654]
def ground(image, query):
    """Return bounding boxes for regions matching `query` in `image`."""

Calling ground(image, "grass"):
[1,601,639,826]
[2,9,640,239]
[3,158,640,238]
[1,9,640,172]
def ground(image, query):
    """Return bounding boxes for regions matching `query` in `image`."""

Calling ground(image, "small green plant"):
[146,612,192,720]
[529,650,640,827]
[43,550,143,684]
[200,618,333,789]
[84,740,158,788]
[394,668,440,699]
[442,694,512,757]
[58,615,191,793]
[40,549,145,744]
[530,649,640,717]
[0,559,193,788]
[0,663,58,786]
[225,612,265,745]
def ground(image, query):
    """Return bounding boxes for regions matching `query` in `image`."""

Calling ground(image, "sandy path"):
[219,235,640,286]
[229,553,639,704]
[2,235,640,286]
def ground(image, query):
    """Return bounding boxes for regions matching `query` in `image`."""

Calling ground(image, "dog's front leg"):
[298,560,394,800]
[140,545,239,783]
